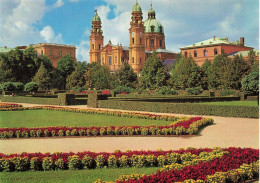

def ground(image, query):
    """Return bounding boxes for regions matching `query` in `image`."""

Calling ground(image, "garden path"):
[0,103,259,154]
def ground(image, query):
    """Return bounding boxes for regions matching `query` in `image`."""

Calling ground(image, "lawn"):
[0,167,160,183]
[0,110,171,128]
[196,101,258,107]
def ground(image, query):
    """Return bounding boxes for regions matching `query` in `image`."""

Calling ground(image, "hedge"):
[0,96,59,105]
[98,100,259,118]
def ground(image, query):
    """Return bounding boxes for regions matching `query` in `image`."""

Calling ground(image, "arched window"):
[140,38,142,44]
[132,57,134,63]
[115,56,117,63]
[184,51,188,58]
[99,44,101,50]
[132,38,135,44]
[151,25,155,32]
[140,57,142,64]
[159,40,162,47]
[194,51,197,58]
[204,50,207,57]
[214,49,218,55]
[109,57,112,65]
[151,39,154,47]
[159,26,163,33]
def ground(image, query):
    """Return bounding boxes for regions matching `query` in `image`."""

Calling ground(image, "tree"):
[139,51,169,89]
[228,54,249,90]
[0,82,15,92]
[115,62,137,88]
[201,59,212,90]
[57,55,75,89]
[66,65,86,89]
[33,62,51,90]
[208,52,231,89]
[24,82,39,93]
[248,50,259,73]
[172,55,202,89]
[241,71,259,96]
[13,82,24,92]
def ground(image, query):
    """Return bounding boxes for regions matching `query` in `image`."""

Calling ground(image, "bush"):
[24,82,39,93]
[68,155,81,170]
[108,155,117,168]
[220,89,236,97]
[54,158,66,170]
[157,155,166,167]
[241,72,259,95]
[95,155,105,168]
[114,86,133,94]
[0,82,14,92]
[30,157,41,171]
[13,82,24,92]
[158,86,177,95]
[42,157,53,171]
[118,155,129,168]
[186,87,202,95]
[82,155,94,169]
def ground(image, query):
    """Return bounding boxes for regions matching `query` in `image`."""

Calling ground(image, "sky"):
[0,0,259,62]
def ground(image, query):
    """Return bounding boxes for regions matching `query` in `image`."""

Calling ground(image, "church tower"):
[129,1,145,72]
[89,10,104,63]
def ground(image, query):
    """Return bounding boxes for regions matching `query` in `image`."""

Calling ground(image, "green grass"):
[0,110,170,128]
[0,167,160,183]
[196,101,258,107]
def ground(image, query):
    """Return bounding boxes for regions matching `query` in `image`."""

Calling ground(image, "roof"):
[144,19,164,33]
[146,49,174,54]
[0,47,13,53]
[228,50,259,57]
[132,2,142,12]
[181,37,247,49]
[32,43,76,48]
[92,10,101,22]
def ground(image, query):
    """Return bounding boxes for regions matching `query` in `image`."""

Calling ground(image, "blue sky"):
[0,0,259,62]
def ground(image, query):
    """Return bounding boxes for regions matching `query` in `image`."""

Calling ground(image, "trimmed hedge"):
[98,100,259,118]
[0,96,59,105]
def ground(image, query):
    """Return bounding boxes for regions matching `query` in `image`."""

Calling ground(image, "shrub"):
[58,130,64,137]
[108,155,117,168]
[92,129,99,136]
[107,127,114,135]
[82,155,94,169]
[158,86,177,95]
[118,155,129,168]
[99,128,106,136]
[54,158,66,170]
[11,157,29,171]
[24,82,39,93]
[68,155,81,170]
[13,82,24,92]
[146,155,157,167]
[79,129,85,136]
[220,89,236,97]
[29,130,36,138]
[114,86,133,94]
[186,87,202,95]
[42,157,53,171]
[241,71,259,95]
[30,157,41,171]
[0,82,14,92]
[157,155,166,167]
[95,155,105,168]
[141,127,149,136]
[0,158,12,172]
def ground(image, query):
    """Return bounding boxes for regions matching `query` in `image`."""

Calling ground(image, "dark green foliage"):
[114,86,133,94]
[66,65,86,90]
[220,89,236,97]
[33,62,51,90]
[139,51,169,89]
[115,62,137,88]
[24,82,39,93]
[87,92,98,108]
[201,59,212,90]
[0,82,15,92]
[58,93,75,106]
[157,86,177,95]
[57,55,75,78]
[0,96,59,105]
[99,100,258,118]
[186,87,202,95]
[13,82,24,92]
[172,55,203,89]
[241,72,259,95]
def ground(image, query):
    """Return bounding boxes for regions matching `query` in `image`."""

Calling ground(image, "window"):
[41,50,43,55]
[59,51,62,56]
[159,26,163,33]
[109,57,112,65]
[115,56,117,63]
[102,57,104,64]
[151,26,155,32]
[146,38,148,46]
[151,39,154,47]
[194,51,197,58]
[140,38,142,44]
[214,49,218,55]
[68,52,71,56]
[184,51,188,58]
[140,57,142,64]
[50,50,53,56]
[132,57,134,63]
[204,50,207,57]
[160,40,162,47]
[92,44,94,49]
[99,44,101,50]
[132,38,135,44]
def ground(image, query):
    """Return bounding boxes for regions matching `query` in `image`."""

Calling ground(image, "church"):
[89,1,177,72]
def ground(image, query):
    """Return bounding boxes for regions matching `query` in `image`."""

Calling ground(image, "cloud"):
[40,26,63,43]
[70,0,78,2]
[52,0,64,8]
[0,0,46,47]
[76,40,90,62]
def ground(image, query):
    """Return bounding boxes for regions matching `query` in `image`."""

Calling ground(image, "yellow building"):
[89,2,177,72]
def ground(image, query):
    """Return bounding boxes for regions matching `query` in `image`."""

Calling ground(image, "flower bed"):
[0,102,22,108]
[0,117,213,139]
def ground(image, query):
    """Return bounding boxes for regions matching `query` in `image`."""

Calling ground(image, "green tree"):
[115,62,137,88]
[57,55,75,89]
[228,54,249,90]
[172,55,202,89]
[139,51,169,89]
[33,62,51,90]
[201,59,212,89]
[0,82,15,92]
[66,65,86,89]
[208,52,231,89]
[241,71,259,95]
[24,82,39,93]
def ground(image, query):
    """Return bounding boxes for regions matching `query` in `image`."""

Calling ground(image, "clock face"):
[132,32,135,36]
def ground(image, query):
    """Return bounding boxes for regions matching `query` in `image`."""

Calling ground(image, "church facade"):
[89,2,177,72]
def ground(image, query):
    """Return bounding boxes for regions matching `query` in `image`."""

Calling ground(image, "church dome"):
[144,19,164,33]
[132,2,142,12]
[92,10,101,22]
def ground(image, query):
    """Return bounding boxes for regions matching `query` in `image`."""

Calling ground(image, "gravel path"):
[0,103,259,153]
